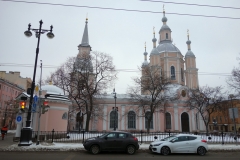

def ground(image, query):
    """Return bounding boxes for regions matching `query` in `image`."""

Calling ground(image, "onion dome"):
[185,30,195,57]
[142,43,149,66]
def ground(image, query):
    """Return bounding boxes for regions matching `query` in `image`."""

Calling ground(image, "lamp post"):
[221,124,228,145]
[19,20,54,146]
[229,94,238,145]
[212,118,218,133]
[112,88,117,131]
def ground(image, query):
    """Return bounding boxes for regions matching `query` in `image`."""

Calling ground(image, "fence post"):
[82,129,85,143]
[140,130,143,144]
[51,129,54,143]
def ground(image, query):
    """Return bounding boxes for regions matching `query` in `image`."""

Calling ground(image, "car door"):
[187,136,198,153]
[104,133,118,150]
[171,136,189,153]
[116,133,128,150]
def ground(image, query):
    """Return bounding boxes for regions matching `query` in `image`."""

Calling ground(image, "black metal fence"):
[31,130,240,144]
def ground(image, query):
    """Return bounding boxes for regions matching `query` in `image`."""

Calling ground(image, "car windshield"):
[161,136,176,141]
[99,133,109,138]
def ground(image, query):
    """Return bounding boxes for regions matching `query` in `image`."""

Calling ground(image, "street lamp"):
[221,124,228,145]
[19,20,54,146]
[212,118,218,133]
[112,88,117,131]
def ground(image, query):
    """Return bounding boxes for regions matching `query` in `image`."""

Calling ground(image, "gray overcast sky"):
[0,0,240,94]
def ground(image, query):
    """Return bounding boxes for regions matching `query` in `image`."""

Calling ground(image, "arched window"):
[145,112,153,129]
[62,112,68,120]
[171,66,175,80]
[165,113,171,129]
[181,68,184,81]
[110,111,118,129]
[128,111,136,129]
[166,33,168,39]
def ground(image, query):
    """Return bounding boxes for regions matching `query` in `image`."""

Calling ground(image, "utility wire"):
[0,63,232,76]
[140,0,240,10]
[1,0,240,20]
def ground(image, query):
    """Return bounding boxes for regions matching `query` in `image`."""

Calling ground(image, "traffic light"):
[19,101,26,112]
[42,101,50,114]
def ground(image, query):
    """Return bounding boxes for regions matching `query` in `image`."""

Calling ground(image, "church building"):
[71,10,205,133]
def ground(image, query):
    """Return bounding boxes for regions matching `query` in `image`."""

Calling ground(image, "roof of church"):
[153,42,181,54]
[78,18,90,47]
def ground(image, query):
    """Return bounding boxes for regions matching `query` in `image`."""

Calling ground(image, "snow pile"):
[1,142,240,152]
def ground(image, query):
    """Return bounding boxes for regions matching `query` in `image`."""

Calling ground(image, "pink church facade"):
[72,10,206,133]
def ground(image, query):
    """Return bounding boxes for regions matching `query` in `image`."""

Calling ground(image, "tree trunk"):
[85,112,91,132]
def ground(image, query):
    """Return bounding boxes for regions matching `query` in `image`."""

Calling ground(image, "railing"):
[31,130,240,144]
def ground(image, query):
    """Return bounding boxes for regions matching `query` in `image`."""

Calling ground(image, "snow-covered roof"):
[42,85,64,95]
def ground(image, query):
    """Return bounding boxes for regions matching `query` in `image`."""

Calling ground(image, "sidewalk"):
[1,132,240,152]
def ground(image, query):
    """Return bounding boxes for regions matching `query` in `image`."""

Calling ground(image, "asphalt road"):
[1,151,240,160]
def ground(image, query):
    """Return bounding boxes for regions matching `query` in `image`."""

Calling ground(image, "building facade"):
[71,11,205,133]
[0,78,25,128]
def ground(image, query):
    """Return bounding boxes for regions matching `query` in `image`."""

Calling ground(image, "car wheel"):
[90,145,100,155]
[197,146,206,156]
[126,145,136,155]
[161,146,170,156]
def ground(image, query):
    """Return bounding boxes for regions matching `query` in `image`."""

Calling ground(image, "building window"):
[232,126,234,131]
[166,33,168,39]
[0,84,1,90]
[110,111,118,129]
[171,66,175,80]
[62,112,68,120]
[145,112,153,129]
[165,112,171,129]
[128,111,136,129]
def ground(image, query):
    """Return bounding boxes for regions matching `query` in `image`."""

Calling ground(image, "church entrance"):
[181,112,189,132]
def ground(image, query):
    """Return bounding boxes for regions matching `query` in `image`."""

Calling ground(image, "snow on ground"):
[2,142,240,152]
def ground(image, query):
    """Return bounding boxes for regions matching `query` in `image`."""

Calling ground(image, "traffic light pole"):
[36,60,43,145]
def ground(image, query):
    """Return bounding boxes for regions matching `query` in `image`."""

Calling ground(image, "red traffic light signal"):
[20,101,26,109]
[43,101,48,106]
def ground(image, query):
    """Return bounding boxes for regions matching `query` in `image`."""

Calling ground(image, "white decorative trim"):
[121,105,125,130]
[103,105,107,130]
[49,106,68,111]
[174,107,178,130]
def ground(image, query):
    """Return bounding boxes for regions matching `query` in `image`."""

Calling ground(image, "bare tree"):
[227,67,240,95]
[128,65,178,133]
[187,86,225,135]
[47,51,117,131]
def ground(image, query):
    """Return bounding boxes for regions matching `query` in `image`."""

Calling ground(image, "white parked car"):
[149,134,208,156]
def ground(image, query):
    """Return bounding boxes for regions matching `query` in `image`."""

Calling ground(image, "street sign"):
[16,115,22,124]
[32,103,36,112]
[34,95,38,103]
[229,108,239,119]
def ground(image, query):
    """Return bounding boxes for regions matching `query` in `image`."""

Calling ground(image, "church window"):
[171,66,175,80]
[165,112,171,129]
[145,111,153,129]
[166,33,168,39]
[128,111,136,129]
[110,111,118,129]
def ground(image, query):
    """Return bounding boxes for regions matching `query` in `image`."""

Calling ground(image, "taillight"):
[133,137,138,141]
[201,139,207,143]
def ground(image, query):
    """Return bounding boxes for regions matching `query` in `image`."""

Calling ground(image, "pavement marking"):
[64,154,76,160]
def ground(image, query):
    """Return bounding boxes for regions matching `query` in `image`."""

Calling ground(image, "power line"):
[0,63,232,76]
[1,0,240,20]
[140,0,240,10]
